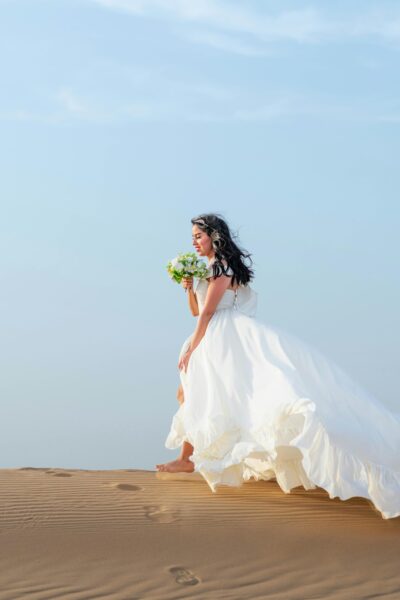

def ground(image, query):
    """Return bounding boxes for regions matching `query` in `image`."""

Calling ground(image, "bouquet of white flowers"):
[166,252,209,292]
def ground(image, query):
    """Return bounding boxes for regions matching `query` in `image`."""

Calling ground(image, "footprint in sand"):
[115,483,143,491]
[169,566,200,586]
[144,505,180,523]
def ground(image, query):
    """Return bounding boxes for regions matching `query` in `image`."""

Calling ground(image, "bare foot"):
[155,458,195,473]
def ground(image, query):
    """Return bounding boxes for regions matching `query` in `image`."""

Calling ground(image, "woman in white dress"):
[156,214,400,519]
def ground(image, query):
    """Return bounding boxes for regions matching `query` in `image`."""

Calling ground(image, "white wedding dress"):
[165,264,400,519]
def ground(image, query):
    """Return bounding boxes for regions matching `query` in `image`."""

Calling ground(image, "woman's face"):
[192,224,212,256]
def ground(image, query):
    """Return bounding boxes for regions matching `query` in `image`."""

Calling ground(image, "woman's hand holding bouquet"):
[166,252,208,293]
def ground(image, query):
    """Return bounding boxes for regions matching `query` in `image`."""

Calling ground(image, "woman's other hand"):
[178,349,192,373]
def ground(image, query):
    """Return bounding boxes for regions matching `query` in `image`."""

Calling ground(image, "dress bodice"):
[193,264,258,317]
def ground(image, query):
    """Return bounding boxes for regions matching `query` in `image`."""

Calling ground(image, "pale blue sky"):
[1,0,399,470]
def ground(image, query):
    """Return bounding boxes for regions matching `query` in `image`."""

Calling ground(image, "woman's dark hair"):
[191,213,255,287]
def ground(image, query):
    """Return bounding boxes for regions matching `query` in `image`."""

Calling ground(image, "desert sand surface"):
[0,467,399,600]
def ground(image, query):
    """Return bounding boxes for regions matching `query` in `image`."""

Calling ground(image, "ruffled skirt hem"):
[165,397,400,520]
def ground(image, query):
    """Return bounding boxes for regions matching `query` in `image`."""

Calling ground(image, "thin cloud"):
[56,88,88,115]
[92,1,328,44]
[54,87,115,123]
[91,0,400,47]
[0,109,52,123]
[1,100,397,125]
[181,31,273,56]
[0,80,396,126]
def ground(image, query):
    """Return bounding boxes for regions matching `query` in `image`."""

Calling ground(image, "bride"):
[156,213,400,519]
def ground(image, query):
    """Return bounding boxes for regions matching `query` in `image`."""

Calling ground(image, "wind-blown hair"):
[191,213,255,287]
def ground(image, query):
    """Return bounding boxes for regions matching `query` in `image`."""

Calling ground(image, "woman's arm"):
[178,273,231,372]
[182,277,199,316]
[188,288,199,316]
[187,274,231,353]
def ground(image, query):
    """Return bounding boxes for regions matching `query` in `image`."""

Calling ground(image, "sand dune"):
[0,467,399,599]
